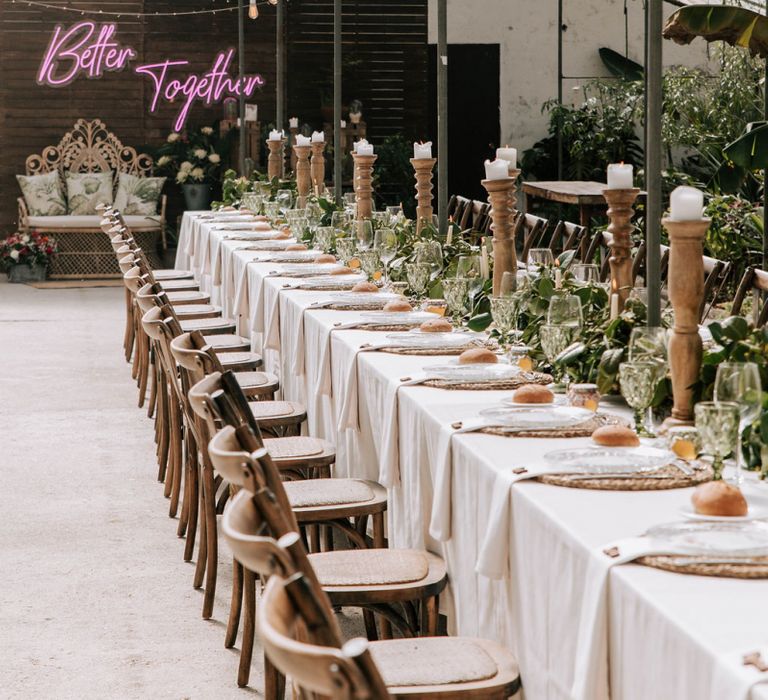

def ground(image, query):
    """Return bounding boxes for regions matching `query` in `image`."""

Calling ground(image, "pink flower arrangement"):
[0,232,58,269]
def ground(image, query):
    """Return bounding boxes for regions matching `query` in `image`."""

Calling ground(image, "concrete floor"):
[0,279,362,699]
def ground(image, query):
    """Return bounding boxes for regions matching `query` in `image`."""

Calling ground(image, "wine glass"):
[304,201,323,226]
[540,324,577,390]
[331,210,350,234]
[547,293,583,327]
[386,204,403,224]
[619,361,664,437]
[276,189,293,211]
[528,248,554,270]
[628,286,648,307]
[695,401,741,480]
[628,326,668,436]
[343,192,357,207]
[314,226,335,253]
[714,362,762,483]
[374,227,398,284]
[358,250,381,279]
[456,254,483,298]
[442,277,471,325]
[406,262,431,299]
[490,296,520,346]
[414,240,443,274]
[571,263,601,285]
[356,219,374,251]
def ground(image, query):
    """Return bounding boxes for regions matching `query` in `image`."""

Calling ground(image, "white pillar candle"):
[496,146,517,168]
[356,142,374,156]
[340,119,347,128]
[480,238,490,279]
[289,117,299,128]
[610,293,620,320]
[268,129,284,141]
[446,218,453,246]
[484,158,510,180]
[607,163,633,189]
[670,186,704,221]
[353,138,368,153]
[555,267,562,289]
[413,141,433,159]
[311,130,325,143]
[296,134,311,147]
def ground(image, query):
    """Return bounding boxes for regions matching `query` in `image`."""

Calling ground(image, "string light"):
[9,0,279,18]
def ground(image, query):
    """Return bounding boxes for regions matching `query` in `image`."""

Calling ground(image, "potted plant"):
[156,126,225,211]
[1,231,57,282]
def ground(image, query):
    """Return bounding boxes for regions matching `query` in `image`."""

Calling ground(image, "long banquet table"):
[176,211,768,700]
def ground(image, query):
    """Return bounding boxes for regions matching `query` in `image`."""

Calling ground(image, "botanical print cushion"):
[65,171,114,215]
[16,171,67,216]
[113,173,166,216]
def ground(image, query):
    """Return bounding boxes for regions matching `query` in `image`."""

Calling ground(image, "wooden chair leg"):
[263,656,285,698]
[147,353,157,418]
[156,378,169,483]
[363,610,379,641]
[371,511,392,639]
[168,408,183,518]
[183,455,199,562]
[193,479,207,590]
[225,559,244,649]
[238,569,257,687]
[177,434,192,537]
[421,595,440,636]
[202,463,218,619]
[137,335,149,408]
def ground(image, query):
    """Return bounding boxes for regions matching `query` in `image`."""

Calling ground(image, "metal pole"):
[238,0,246,175]
[437,0,448,234]
[557,0,563,181]
[764,7,768,271]
[276,0,285,132]
[333,0,342,205]
[645,0,662,327]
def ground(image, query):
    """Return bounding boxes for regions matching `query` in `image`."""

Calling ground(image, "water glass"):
[695,401,741,479]
[358,250,381,278]
[276,189,293,211]
[628,286,648,307]
[314,226,335,253]
[490,296,520,344]
[442,277,471,324]
[373,211,390,227]
[305,201,323,226]
[571,263,601,285]
[540,324,577,388]
[263,201,280,219]
[414,240,443,273]
[619,360,664,437]
[241,192,262,212]
[374,228,398,283]
[714,361,762,483]
[335,237,357,264]
[547,293,583,327]
[528,248,554,269]
[356,219,374,251]
[331,210,350,233]
[343,192,357,207]
[406,262,431,299]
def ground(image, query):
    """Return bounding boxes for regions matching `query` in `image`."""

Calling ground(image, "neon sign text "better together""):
[37,21,265,131]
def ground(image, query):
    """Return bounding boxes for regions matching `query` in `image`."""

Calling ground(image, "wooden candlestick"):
[602,188,641,307]
[266,139,285,181]
[352,153,377,221]
[483,176,518,296]
[289,127,299,172]
[663,217,709,426]
[505,163,520,219]
[410,157,436,235]
[293,144,312,208]
[310,141,326,196]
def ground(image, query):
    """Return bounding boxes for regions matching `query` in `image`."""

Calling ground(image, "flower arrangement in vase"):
[1,232,58,282]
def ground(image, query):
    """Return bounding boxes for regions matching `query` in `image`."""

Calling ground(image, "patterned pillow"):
[16,171,67,216]
[113,173,166,216]
[65,171,114,215]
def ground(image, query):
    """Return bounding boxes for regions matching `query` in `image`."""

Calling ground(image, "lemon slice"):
[348,257,361,269]
[672,439,697,461]
[584,398,599,412]
[518,356,533,372]
[372,270,383,281]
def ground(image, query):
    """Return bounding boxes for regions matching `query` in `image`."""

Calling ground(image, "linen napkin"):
[710,645,768,700]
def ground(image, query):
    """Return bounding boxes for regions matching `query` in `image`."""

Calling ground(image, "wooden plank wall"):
[0,0,428,234]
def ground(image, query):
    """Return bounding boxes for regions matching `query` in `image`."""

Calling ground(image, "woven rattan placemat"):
[422,370,552,391]
[538,461,714,491]
[637,553,768,578]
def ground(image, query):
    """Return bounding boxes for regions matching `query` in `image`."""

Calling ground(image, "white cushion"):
[28,215,161,229]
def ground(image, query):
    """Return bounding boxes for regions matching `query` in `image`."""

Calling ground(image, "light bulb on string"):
[249,0,258,19]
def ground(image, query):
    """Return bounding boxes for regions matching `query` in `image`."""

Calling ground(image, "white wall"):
[427,0,712,153]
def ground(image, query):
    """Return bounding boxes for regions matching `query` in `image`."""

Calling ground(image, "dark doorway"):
[428,44,500,203]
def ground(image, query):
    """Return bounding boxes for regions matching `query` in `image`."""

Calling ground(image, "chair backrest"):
[731,267,768,325]
[701,254,731,322]
[547,220,585,256]
[458,199,488,232]
[518,213,549,263]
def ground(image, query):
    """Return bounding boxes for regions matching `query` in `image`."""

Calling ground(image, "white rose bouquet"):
[156,124,227,184]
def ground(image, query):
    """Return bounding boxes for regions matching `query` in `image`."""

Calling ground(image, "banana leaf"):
[663,6,768,59]
[724,121,768,170]
[598,48,644,81]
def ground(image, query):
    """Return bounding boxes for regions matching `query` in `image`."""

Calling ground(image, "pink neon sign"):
[37,21,265,131]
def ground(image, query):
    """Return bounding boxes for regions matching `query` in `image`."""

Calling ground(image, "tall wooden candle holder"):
[289,126,299,172]
[663,217,709,426]
[352,153,377,221]
[483,176,517,296]
[410,157,436,235]
[311,142,326,196]
[266,139,285,181]
[505,163,520,220]
[293,144,312,208]
[602,188,641,307]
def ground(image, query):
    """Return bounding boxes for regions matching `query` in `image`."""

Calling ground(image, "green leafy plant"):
[373,134,417,217]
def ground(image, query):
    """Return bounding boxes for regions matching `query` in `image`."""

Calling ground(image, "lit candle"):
[610,293,619,320]
[296,134,311,147]
[311,130,325,143]
[268,129,284,141]
[353,138,368,153]
[607,163,633,189]
[340,119,347,128]
[669,186,704,221]
[413,141,433,159]
[356,141,374,156]
[446,217,453,246]
[496,146,517,168]
[289,117,299,129]
[555,267,562,289]
[480,238,490,279]
[484,158,510,181]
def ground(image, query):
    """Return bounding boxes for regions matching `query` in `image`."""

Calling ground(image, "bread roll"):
[512,384,554,404]
[692,481,748,517]
[254,221,272,230]
[286,243,308,251]
[458,347,498,365]
[383,299,413,312]
[351,281,379,293]
[419,318,453,333]
[329,266,354,275]
[275,230,292,239]
[591,425,640,447]
[254,215,269,222]
[314,253,337,264]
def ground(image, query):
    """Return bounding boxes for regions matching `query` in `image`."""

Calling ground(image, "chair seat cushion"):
[154,269,193,281]
[263,436,328,459]
[285,478,374,508]
[234,371,276,389]
[166,291,209,303]
[174,304,220,315]
[28,214,160,229]
[309,549,428,586]
[249,401,301,419]
[370,638,499,687]
[218,351,261,367]
[179,317,235,333]
[202,334,249,350]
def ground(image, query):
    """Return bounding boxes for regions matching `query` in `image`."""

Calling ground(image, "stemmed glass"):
[414,240,443,274]
[628,326,668,436]
[358,250,380,280]
[540,294,582,390]
[456,254,483,299]
[714,362,762,483]
[276,189,293,212]
[314,226,335,254]
[406,262,431,300]
[386,204,403,224]
[695,401,741,480]
[374,227,398,285]
[356,219,374,251]
[619,361,664,438]
[305,201,323,227]
[263,201,280,220]
[331,211,350,234]
[343,192,357,208]
[335,237,357,264]
[442,277,471,325]
[571,263,601,285]
[528,248,554,270]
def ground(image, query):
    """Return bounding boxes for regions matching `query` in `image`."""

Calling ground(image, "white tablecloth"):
[176,211,768,700]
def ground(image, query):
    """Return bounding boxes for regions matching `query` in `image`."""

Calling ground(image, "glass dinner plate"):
[480,406,593,430]
[271,264,348,277]
[425,364,520,382]
[679,503,768,523]
[645,520,768,557]
[329,292,400,307]
[542,445,672,472]
[500,395,567,408]
[384,330,475,349]
[242,239,296,250]
[212,221,260,229]
[297,275,367,289]
[359,311,438,325]
[223,231,283,240]
[259,250,322,263]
